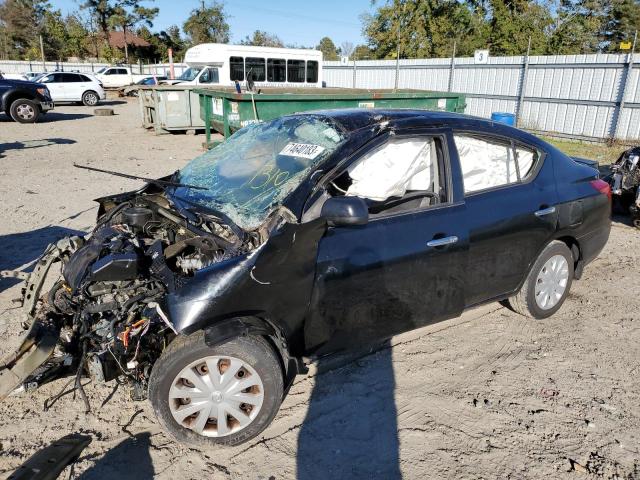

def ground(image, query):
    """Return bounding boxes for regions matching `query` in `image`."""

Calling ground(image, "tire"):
[9,99,40,123]
[505,241,574,319]
[82,90,99,106]
[149,332,284,448]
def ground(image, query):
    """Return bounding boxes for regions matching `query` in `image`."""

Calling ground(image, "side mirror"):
[321,196,369,226]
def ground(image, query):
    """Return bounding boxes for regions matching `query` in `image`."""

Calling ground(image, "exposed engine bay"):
[0,188,269,407]
[609,146,640,228]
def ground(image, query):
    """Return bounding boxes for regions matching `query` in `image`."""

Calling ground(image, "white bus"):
[169,43,323,88]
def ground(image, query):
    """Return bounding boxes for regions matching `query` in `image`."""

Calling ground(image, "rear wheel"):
[82,90,99,106]
[149,332,284,447]
[9,99,40,123]
[505,241,574,319]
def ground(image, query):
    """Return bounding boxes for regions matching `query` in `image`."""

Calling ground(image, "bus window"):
[287,60,305,83]
[199,67,219,84]
[230,56,244,81]
[246,57,266,82]
[306,61,318,83]
[267,59,286,82]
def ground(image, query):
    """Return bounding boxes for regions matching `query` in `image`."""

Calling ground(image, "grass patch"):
[542,136,626,166]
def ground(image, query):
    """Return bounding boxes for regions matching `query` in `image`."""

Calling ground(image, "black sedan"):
[1,109,611,447]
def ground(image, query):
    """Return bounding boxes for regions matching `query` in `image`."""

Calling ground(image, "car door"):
[304,130,469,355]
[452,131,559,306]
[62,73,82,101]
[40,73,66,101]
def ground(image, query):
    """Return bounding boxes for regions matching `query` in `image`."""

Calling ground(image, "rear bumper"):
[578,223,611,267]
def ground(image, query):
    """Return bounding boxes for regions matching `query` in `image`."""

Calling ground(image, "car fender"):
[162,217,328,354]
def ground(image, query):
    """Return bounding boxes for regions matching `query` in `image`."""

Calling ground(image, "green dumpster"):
[194,88,466,147]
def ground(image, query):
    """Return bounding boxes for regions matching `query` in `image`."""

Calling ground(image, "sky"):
[51,0,376,47]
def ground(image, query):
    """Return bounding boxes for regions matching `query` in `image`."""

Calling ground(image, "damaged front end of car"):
[0,185,278,405]
[609,146,640,228]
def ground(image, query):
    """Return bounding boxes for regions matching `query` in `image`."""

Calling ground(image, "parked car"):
[122,75,168,96]
[0,110,611,447]
[0,77,54,123]
[94,65,148,88]
[22,71,44,81]
[34,72,106,106]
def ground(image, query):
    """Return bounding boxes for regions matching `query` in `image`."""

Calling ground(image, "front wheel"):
[504,241,574,319]
[149,332,284,447]
[82,90,99,106]
[10,99,40,123]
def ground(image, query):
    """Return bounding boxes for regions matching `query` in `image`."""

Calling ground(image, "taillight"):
[590,178,612,200]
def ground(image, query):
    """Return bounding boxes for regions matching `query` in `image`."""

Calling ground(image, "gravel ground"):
[0,100,639,479]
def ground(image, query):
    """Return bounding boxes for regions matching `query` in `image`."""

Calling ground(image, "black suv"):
[0,76,54,123]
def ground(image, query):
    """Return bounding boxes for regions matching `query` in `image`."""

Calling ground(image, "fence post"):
[516,36,532,127]
[352,59,357,88]
[448,40,457,92]
[612,30,637,141]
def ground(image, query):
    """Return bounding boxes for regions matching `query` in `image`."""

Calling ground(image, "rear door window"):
[287,60,305,83]
[453,134,540,194]
[229,56,244,81]
[62,73,81,82]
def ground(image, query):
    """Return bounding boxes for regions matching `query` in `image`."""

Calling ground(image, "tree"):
[487,0,553,55]
[601,0,640,51]
[81,0,114,39]
[0,0,49,59]
[546,0,607,54]
[362,0,489,59]
[316,36,339,60]
[240,30,284,47]
[352,44,372,59]
[340,41,354,58]
[65,14,91,59]
[109,2,158,62]
[183,2,229,45]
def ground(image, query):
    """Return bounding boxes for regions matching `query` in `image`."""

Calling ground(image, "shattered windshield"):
[178,67,202,81]
[174,116,345,229]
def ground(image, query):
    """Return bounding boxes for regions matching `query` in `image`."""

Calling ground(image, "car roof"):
[301,108,490,131]
[293,108,544,146]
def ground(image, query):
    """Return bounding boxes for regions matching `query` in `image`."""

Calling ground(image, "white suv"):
[36,72,106,106]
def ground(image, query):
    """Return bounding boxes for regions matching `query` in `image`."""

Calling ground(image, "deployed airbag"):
[455,135,518,192]
[346,139,435,201]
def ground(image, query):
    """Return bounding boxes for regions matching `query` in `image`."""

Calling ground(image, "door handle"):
[534,206,556,217]
[427,236,458,248]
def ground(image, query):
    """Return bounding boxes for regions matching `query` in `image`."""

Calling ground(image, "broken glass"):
[174,115,345,229]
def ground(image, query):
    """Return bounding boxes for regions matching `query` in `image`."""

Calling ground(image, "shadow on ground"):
[0,226,85,292]
[0,138,76,158]
[77,432,155,479]
[297,344,401,480]
[0,113,92,123]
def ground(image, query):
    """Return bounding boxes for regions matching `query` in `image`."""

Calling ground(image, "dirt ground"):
[0,100,639,479]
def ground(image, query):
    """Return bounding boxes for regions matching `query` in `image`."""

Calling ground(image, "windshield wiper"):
[74,164,208,191]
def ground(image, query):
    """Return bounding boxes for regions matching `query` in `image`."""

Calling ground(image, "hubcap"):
[168,355,264,437]
[86,94,97,105]
[535,254,569,310]
[16,104,35,120]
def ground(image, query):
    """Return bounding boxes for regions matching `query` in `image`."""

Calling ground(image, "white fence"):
[325,54,640,142]
[0,60,188,77]
[3,54,640,141]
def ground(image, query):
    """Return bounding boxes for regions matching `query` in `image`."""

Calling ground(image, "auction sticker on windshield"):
[279,143,325,160]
